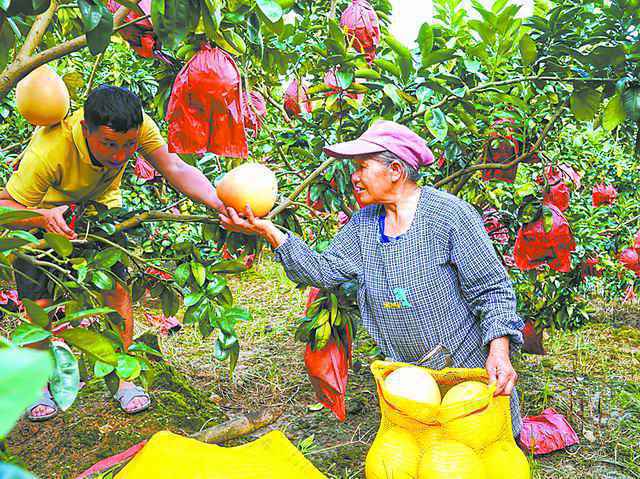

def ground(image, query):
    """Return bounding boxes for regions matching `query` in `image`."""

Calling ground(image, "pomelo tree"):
[0,0,639,413]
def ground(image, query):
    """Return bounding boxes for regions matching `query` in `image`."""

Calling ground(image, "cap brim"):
[323,139,386,159]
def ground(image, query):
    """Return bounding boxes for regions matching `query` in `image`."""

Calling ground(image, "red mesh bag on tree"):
[166,44,248,158]
[620,248,640,276]
[592,183,617,207]
[514,205,576,273]
[482,208,509,245]
[482,119,520,183]
[339,0,381,63]
[106,0,173,64]
[242,90,266,137]
[283,79,312,117]
[543,181,570,212]
[580,257,601,280]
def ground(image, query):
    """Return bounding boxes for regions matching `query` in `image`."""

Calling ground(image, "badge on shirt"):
[383,287,413,309]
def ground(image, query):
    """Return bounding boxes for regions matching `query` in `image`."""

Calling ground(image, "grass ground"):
[4,256,640,478]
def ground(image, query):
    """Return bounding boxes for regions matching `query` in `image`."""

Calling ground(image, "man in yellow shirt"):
[1,85,227,420]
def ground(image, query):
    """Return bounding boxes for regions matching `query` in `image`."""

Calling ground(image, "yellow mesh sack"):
[115,430,327,479]
[366,360,530,479]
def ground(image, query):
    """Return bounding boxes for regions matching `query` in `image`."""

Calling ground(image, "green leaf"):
[584,45,626,69]
[173,262,191,287]
[58,328,118,365]
[191,261,206,286]
[22,299,50,328]
[228,341,240,375]
[209,259,247,273]
[424,108,448,141]
[128,342,162,357]
[206,276,227,297]
[0,25,14,72]
[85,6,113,55]
[11,323,52,346]
[518,34,537,66]
[570,87,601,122]
[184,291,203,307]
[256,0,282,23]
[116,354,141,380]
[63,307,115,323]
[43,232,73,257]
[542,206,554,233]
[92,270,114,291]
[0,464,37,479]
[383,84,405,108]
[11,230,40,244]
[603,93,627,131]
[417,22,433,61]
[0,237,31,251]
[224,306,251,322]
[49,344,80,411]
[335,70,354,90]
[0,347,53,437]
[94,359,115,378]
[94,248,122,268]
[160,287,180,317]
[213,338,229,361]
[77,0,103,31]
[384,33,411,59]
[622,87,640,121]
[420,49,456,69]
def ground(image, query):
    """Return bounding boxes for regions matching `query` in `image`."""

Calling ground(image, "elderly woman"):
[221,120,524,436]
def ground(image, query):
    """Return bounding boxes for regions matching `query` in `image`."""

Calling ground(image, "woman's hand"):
[219,204,287,248]
[485,337,518,396]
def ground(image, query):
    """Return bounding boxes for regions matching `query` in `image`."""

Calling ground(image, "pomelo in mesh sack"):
[365,427,420,479]
[415,426,444,449]
[384,366,441,404]
[418,439,486,479]
[482,441,530,479]
[442,381,505,450]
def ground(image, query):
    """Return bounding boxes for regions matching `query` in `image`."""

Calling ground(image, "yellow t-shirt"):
[5,109,165,209]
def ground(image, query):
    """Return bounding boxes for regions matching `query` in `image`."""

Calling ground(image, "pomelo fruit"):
[481,440,530,479]
[384,366,441,404]
[365,427,420,479]
[16,65,70,126]
[216,163,278,217]
[442,381,506,450]
[418,439,486,479]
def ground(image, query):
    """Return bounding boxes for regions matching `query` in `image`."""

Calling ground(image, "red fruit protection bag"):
[340,0,381,63]
[514,205,576,272]
[518,408,579,455]
[166,44,248,158]
[242,90,267,137]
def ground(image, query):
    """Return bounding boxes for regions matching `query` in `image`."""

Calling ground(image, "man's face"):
[82,120,139,169]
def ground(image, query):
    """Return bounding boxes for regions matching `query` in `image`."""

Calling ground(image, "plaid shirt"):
[275,186,523,435]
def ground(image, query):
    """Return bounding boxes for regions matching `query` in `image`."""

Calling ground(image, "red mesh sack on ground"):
[106,0,173,64]
[283,79,312,117]
[242,90,267,137]
[166,44,248,158]
[518,408,579,455]
[514,205,576,273]
[340,0,380,63]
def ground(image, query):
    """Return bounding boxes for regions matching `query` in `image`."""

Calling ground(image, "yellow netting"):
[366,360,530,479]
[115,430,327,479]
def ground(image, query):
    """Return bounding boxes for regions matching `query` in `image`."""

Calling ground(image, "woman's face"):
[351,155,395,205]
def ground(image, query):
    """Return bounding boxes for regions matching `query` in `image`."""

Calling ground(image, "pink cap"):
[323,120,434,169]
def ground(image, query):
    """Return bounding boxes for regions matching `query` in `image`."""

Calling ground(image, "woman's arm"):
[221,206,361,289]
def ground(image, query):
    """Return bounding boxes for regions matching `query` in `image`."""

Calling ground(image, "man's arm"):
[0,189,76,239]
[144,145,225,213]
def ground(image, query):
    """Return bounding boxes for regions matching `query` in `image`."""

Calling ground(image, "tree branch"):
[0,6,131,99]
[255,84,291,125]
[434,102,566,188]
[266,156,337,219]
[16,0,58,62]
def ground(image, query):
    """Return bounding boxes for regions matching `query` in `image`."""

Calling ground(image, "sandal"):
[26,387,59,422]
[114,384,151,414]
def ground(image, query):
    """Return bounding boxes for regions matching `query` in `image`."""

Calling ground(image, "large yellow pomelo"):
[481,441,530,479]
[216,163,278,217]
[16,65,70,126]
[384,366,441,405]
[365,427,421,479]
[418,439,486,479]
[442,381,506,450]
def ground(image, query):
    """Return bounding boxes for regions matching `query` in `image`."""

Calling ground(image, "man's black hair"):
[84,85,143,132]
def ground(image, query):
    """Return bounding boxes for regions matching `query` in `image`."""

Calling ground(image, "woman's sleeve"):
[449,202,524,348]
[273,215,362,289]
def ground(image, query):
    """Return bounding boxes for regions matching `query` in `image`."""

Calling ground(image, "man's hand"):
[219,204,287,249]
[39,205,77,240]
[485,336,517,396]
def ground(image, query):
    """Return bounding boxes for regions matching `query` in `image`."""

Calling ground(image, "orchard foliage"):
[0,0,639,416]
